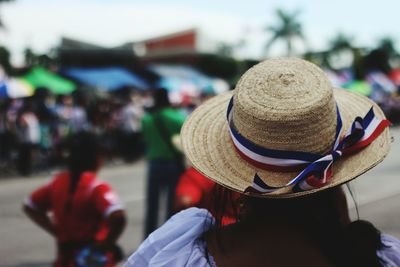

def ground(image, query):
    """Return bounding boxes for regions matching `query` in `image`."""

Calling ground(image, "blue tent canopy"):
[150,64,229,96]
[150,65,210,91]
[63,67,149,91]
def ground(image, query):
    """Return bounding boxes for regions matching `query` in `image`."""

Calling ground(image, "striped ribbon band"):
[226,97,391,193]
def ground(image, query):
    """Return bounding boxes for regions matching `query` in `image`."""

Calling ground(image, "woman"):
[124,58,400,266]
[23,131,126,267]
[16,100,40,175]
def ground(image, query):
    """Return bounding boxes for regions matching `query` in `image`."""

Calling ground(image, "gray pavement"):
[1,128,400,266]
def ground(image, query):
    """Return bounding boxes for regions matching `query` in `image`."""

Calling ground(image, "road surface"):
[1,128,400,266]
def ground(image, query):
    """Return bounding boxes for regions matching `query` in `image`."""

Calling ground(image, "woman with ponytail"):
[124,58,400,267]
[23,131,126,267]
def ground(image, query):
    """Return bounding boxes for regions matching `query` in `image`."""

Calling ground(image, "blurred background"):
[0,0,400,266]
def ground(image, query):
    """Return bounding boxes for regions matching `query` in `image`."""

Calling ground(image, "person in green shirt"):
[141,88,186,237]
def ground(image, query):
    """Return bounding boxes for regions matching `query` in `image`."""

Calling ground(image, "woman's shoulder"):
[123,208,215,267]
[378,234,400,266]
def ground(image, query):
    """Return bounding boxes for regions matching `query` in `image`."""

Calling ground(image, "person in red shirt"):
[23,131,126,267]
[175,166,240,225]
[175,167,214,210]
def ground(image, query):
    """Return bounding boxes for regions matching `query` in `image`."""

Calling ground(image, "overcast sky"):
[0,0,398,65]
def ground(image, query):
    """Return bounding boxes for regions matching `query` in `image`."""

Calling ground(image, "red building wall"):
[144,31,196,53]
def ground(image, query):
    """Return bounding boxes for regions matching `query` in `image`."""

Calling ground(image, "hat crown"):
[233,58,337,154]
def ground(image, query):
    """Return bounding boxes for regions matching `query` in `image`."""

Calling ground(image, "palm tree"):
[363,37,398,73]
[0,46,12,73]
[264,8,306,56]
[378,37,397,58]
[327,32,355,70]
[329,32,354,53]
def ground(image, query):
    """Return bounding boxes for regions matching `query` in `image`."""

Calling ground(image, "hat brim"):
[181,88,391,198]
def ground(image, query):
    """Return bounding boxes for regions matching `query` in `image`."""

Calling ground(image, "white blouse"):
[124,208,400,267]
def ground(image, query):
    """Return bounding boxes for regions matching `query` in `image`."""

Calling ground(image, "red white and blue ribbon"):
[226,97,390,194]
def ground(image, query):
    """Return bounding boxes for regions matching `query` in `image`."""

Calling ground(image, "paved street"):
[1,128,400,267]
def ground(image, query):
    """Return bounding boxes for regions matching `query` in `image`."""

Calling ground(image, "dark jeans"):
[144,159,184,238]
[17,143,37,176]
[0,132,14,161]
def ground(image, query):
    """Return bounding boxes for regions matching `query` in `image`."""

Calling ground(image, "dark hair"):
[208,185,383,267]
[67,131,101,194]
[152,88,170,110]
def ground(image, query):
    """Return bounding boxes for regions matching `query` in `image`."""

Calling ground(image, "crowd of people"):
[22,87,216,267]
[18,58,400,267]
[124,58,400,267]
[0,88,152,176]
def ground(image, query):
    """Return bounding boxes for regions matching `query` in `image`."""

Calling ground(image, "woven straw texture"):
[181,58,391,198]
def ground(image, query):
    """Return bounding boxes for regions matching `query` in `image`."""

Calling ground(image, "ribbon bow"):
[226,97,390,194]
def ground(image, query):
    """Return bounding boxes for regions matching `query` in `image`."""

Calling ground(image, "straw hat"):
[181,58,391,198]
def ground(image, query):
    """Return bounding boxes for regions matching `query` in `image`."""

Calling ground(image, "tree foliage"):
[265,8,306,56]
[378,37,397,58]
[329,32,354,52]
[0,46,12,74]
[196,54,238,83]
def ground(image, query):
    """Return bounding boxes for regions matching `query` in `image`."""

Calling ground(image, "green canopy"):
[23,67,76,94]
[343,80,372,97]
